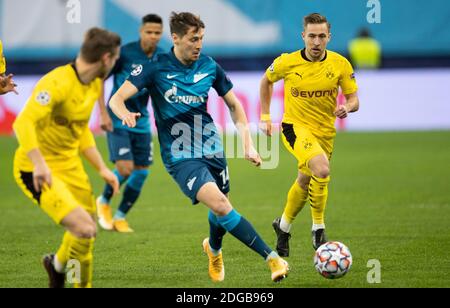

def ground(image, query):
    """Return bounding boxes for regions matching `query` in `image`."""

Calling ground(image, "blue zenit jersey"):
[128,49,233,168]
[107,41,165,133]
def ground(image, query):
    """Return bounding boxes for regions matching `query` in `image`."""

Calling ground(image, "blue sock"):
[208,211,227,252]
[101,169,128,204]
[115,169,149,219]
[217,209,274,259]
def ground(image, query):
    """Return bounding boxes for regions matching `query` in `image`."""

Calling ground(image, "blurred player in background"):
[348,27,382,69]
[109,12,289,283]
[260,13,360,256]
[13,28,120,288]
[96,14,165,233]
[0,39,18,95]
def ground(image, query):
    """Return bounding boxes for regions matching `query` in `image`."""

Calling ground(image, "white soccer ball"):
[314,241,352,279]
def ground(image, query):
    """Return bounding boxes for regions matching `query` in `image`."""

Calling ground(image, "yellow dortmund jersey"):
[0,40,6,74]
[266,49,358,137]
[13,64,101,171]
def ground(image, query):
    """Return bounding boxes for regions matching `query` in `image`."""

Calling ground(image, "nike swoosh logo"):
[119,148,131,156]
[187,177,197,191]
[167,74,179,79]
[193,73,209,83]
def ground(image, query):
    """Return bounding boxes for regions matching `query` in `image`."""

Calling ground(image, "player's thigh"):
[66,185,96,218]
[107,128,133,164]
[281,123,325,176]
[130,131,153,167]
[54,165,96,217]
[317,137,334,162]
[14,169,82,225]
[61,207,96,239]
[168,160,217,205]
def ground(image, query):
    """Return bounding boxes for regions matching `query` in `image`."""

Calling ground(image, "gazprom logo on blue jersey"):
[164,84,206,105]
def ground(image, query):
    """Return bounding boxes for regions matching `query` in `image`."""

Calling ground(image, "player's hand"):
[334,105,348,119]
[245,146,262,167]
[259,119,272,136]
[100,111,113,132]
[0,74,18,95]
[122,112,141,128]
[100,167,119,196]
[33,163,52,192]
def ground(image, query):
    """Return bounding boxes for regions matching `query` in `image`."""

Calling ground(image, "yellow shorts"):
[281,123,334,176]
[14,161,96,225]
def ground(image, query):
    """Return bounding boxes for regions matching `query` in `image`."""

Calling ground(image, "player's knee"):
[212,196,232,216]
[117,163,134,178]
[313,165,330,179]
[76,222,97,239]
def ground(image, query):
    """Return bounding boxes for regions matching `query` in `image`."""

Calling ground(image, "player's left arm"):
[223,90,262,167]
[335,59,360,119]
[334,92,360,119]
[79,127,119,195]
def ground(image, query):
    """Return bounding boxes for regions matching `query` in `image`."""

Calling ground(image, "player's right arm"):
[259,54,288,136]
[13,74,63,191]
[109,63,154,128]
[109,81,140,127]
[259,74,274,136]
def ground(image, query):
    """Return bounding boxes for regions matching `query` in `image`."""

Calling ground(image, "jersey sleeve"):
[265,53,289,83]
[0,40,6,74]
[127,62,156,92]
[79,126,96,152]
[339,58,358,95]
[13,73,65,152]
[212,63,233,97]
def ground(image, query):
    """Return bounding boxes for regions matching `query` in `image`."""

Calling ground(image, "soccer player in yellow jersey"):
[12,28,121,288]
[0,39,18,95]
[259,13,360,256]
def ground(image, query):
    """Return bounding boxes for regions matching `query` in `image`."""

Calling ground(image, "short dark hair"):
[142,14,163,25]
[303,13,331,31]
[170,12,205,37]
[80,28,121,63]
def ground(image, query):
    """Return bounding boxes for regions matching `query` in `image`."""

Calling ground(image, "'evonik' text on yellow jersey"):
[266,49,358,137]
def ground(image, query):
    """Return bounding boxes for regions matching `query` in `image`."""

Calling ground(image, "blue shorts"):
[107,128,153,167]
[168,157,230,205]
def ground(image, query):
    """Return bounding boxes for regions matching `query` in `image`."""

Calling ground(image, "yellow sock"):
[55,232,72,272]
[309,175,330,225]
[66,234,95,289]
[282,181,309,224]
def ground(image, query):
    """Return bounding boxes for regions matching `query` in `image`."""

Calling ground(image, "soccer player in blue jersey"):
[109,12,290,282]
[97,14,165,233]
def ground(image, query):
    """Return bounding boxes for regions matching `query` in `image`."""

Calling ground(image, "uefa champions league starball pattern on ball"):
[314,241,352,279]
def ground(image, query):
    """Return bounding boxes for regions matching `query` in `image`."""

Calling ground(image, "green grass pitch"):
[0,131,449,288]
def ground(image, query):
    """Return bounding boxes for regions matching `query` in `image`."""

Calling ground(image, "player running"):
[109,12,289,283]
[259,13,360,256]
[13,28,120,288]
[96,14,165,233]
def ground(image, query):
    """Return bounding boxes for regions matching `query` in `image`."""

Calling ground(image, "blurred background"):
[1,0,450,134]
